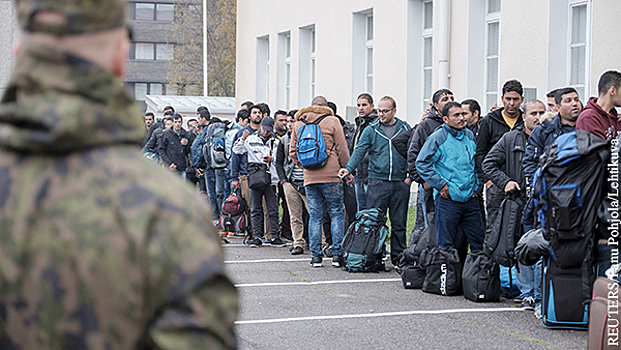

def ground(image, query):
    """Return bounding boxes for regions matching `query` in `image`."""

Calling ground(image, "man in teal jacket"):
[415,101,485,252]
[339,96,411,265]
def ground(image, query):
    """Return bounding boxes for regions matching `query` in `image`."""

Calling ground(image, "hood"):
[442,123,466,140]
[0,44,144,154]
[294,105,334,122]
[584,97,618,118]
[428,107,443,122]
[355,110,379,125]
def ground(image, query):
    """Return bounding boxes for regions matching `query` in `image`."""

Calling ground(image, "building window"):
[130,42,174,60]
[126,82,165,101]
[277,32,291,110]
[285,34,291,110]
[311,28,317,98]
[422,0,433,107]
[485,0,501,111]
[130,3,174,22]
[256,36,270,103]
[569,2,588,99]
[365,14,374,95]
[134,43,154,60]
[156,44,174,60]
[298,25,315,107]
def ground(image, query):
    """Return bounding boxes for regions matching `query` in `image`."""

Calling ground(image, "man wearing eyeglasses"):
[339,96,412,267]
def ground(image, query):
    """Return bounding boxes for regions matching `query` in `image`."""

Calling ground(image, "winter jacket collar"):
[487,107,524,128]
[0,44,144,154]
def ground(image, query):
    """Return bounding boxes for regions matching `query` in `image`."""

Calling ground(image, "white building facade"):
[236,0,621,125]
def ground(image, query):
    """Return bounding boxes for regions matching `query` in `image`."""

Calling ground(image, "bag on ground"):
[342,208,389,272]
[296,115,332,169]
[515,228,550,266]
[542,256,589,330]
[588,277,620,349]
[220,190,249,237]
[420,246,461,296]
[462,251,501,302]
[401,264,426,289]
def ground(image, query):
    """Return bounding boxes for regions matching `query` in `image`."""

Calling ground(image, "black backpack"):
[483,193,524,267]
[462,251,500,302]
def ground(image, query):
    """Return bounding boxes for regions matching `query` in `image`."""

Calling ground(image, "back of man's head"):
[598,70,621,96]
[312,95,328,107]
[236,109,249,123]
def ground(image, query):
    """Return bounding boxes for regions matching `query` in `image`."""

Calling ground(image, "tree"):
[166,0,236,97]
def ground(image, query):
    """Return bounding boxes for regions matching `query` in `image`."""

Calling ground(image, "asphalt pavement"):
[224,242,588,350]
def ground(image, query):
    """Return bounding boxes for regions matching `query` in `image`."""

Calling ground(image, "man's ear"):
[112,37,129,78]
[442,116,449,124]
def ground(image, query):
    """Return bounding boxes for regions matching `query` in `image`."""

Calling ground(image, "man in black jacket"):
[159,114,190,179]
[352,93,378,211]
[482,99,545,310]
[476,79,524,230]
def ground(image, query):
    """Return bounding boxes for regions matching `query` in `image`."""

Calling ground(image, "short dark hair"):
[502,79,523,96]
[241,101,254,109]
[253,103,270,116]
[144,112,155,118]
[164,117,173,123]
[546,89,560,99]
[598,70,621,96]
[187,118,197,124]
[172,114,183,121]
[432,89,453,104]
[287,109,299,117]
[442,101,462,117]
[274,110,287,118]
[236,109,249,123]
[461,99,480,116]
[198,108,211,121]
[327,102,337,115]
[163,110,174,117]
[163,105,175,113]
[197,106,208,113]
[357,93,374,105]
[555,87,578,105]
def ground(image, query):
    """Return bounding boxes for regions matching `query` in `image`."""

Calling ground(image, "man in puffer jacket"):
[416,102,485,252]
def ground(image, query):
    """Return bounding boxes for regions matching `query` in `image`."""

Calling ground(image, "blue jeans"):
[518,224,543,302]
[306,182,344,257]
[435,196,485,252]
[355,177,368,211]
[205,168,219,219]
[367,178,410,265]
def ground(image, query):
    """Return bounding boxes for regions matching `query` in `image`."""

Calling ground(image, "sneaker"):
[246,238,262,247]
[323,246,333,258]
[281,233,293,242]
[522,296,535,311]
[270,237,287,247]
[310,256,323,268]
[534,304,542,319]
[264,238,274,244]
[219,231,230,237]
[332,255,345,268]
[514,297,523,304]
[228,232,246,239]
[290,246,304,255]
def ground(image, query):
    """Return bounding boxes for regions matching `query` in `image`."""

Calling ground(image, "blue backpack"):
[342,208,389,272]
[296,115,333,169]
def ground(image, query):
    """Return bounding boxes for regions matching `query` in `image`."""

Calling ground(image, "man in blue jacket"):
[339,96,411,265]
[416,102,485,252]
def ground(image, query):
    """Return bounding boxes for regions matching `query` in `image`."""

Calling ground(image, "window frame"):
[484,0,501,112]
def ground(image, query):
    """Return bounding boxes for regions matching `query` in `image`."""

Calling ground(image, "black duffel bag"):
[420,246,461,296]
[514,228,550,266]
[247,162,270,190]
[462,251,500,302]
[401,264,426,289]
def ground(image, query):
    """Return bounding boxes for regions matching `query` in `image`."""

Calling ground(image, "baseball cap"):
[17,0,127,36]
[261,116,274,132]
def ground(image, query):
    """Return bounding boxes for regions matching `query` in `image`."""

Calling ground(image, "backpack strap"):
[303,114,331,125]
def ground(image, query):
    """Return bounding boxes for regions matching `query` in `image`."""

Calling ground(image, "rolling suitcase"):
[542,256,588,330]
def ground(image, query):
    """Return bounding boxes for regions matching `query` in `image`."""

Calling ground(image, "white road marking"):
[235,278,401,287]
[235,307,525,325]
[224,258,324,263]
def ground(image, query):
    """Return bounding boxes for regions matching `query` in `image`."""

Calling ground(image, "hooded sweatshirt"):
[0,44,238,348]
[290,106,350,186]
[576,97,621,142]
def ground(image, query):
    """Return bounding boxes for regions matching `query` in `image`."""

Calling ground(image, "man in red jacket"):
[576,70,621,142]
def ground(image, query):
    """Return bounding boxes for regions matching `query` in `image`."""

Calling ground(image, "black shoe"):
[332,255,345,268]
[290,246,304,255]
[323,246,333,258]
[310,256,323,268]
[270,237,287,247]
[282,233,293,242]
[246,238,262,247]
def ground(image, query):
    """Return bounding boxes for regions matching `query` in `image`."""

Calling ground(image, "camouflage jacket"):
[0,44,238,350]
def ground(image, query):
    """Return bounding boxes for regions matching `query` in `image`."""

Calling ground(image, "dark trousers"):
[249,184,279,239]
[367,178,410,265]
[277,183,292,238]
[435,196,485,252]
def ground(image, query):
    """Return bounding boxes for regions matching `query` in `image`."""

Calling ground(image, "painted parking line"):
[235,307,525,325]
[224,258,316,264]
[235,278,401,288]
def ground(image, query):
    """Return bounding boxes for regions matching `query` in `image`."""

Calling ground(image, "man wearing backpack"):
[416,102,485,253]
[339,96,412,266]
[482,99,545,310]
[290,105,350,268]
[191,108,211,199]
[233,117,285,247]
[205,116,229,219]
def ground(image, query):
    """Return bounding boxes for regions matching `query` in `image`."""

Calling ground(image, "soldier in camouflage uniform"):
[0,0,239,349]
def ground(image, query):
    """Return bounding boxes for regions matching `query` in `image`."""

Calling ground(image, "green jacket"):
[346,117,411,181]
[0,44,238,350]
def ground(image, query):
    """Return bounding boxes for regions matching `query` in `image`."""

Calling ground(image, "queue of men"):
[140,71,621,313]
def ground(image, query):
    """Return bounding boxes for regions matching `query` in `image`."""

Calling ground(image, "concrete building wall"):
[237,0,620,126]
[0,0,17,98]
